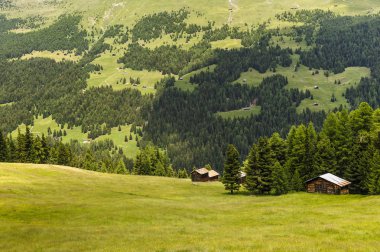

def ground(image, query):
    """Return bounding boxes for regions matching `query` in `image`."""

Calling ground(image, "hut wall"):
[191,173,209,182]
[307,178,344,195]
[208,176,219,182]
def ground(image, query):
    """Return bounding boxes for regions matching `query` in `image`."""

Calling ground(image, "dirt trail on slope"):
[228,0,238,25]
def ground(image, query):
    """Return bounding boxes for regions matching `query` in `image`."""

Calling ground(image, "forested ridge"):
[2,10,380,183]
[223,102,380,195]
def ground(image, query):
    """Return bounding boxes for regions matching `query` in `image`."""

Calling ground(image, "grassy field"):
[87,48,163,95]
[234,55,371,112]
[4,0,380,29]
[1,163,380,251]
[19,50,81,62]
[175,64,216,91]
[217,106,262,119]
[11,116,139,159]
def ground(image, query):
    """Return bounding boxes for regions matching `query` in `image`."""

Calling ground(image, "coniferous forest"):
[222,102,380,195]
[2,9,380,195]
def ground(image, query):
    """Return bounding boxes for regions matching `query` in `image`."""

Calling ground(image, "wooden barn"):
[208,170,220,182]
[305,173,351,195]
[191,168,209,182]
[191,168,220,182]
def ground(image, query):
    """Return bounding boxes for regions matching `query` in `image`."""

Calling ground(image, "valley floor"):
[1,163,380,251]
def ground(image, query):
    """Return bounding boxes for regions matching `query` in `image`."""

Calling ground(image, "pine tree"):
[116,159,127,174]
[0,130,7,161]
[314,134,336,176]
[245,138,274,195]
[369,151,380,195]
[23,127,34,163]
[269,132,287,166]
[270,161,288,195]
[222,144,241,194]
[303,123,317,178]
[290,169,303,191]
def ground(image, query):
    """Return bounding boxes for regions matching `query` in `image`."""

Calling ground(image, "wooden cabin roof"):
[208,170,220,178]
[306,173,351,187]
[192,168,209,175]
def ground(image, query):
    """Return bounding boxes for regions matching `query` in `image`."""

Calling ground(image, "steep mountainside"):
[1,0,380,171]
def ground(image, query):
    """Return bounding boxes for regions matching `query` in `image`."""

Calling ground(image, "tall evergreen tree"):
[269,132,287,166]
[0,130,7,161]
[222,144,241,194]
[270,161,288,195]
[245,138,274,195]
[369,151,380,195]
[314,134,336,176]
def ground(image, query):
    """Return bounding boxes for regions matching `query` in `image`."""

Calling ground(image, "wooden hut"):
[305,173,351,195]
[191,168,209,182]
[208,170,220,182]
[191,168,220,182]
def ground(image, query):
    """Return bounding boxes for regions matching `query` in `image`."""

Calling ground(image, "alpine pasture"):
[1,163,380,251]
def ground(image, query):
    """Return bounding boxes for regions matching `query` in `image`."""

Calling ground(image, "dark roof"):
[306,173,351,187]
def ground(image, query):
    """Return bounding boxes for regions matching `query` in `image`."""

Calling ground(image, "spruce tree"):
[269,132,287,166]
[0,130,7,162]
[270,161,288,195]
[369,151,380,195]
[244,144,260,193]
[290,169,303,191]
[116,159,127,174]
[245,138,274,195]
[314,134,336,176]
[222,144,241,194]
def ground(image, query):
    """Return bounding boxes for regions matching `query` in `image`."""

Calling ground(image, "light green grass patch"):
[1,163,380,251]
[20,50,81,62]
[210,38,242,50]
[0,102,14,107]
[234,55,370,112]
[175,64,216,92]
[271,35,311,51]
[142,33,203,51]
[96,125,140,158]
[217,106,262,119]
[87,50,164,95]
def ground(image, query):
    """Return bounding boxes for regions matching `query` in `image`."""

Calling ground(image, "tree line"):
[223,102,380,195]
[0,127,189,178]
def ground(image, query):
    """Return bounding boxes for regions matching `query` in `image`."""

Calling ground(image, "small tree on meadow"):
[222,144,241,194]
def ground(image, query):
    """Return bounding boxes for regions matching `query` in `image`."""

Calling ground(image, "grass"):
[11,116,139,159]
[234,55,371,112]
[217,106,262,119]
[175,64,216,92]
[210,38,242,50]
[87,49,164,95]
[4,0,380,29]
[1,163,380,251]
[20,50,81,62]
[0,102,14,107]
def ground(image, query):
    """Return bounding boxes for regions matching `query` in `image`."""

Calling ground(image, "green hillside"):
[2,0,380,170]
[1,163,380,251]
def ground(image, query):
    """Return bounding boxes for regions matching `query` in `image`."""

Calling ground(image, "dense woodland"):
[2,11,380,187]
[223,103,380,195]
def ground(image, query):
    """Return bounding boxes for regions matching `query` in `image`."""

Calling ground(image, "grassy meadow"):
[1,163,380,251]
[4,0,380,29]
[217,106,262,119]
[234,55,371,113]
